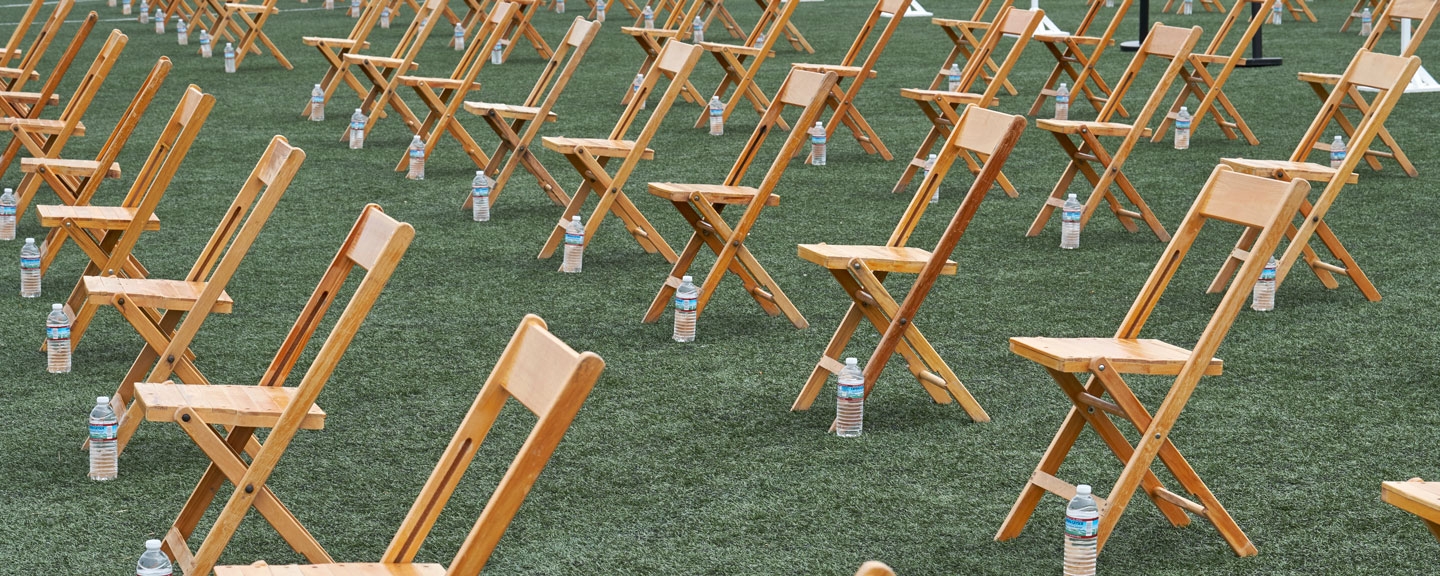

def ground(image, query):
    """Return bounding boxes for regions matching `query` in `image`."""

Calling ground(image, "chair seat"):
[0,90,62,106]
[1189,53,1236,65]
[1009,337,1223,376]
[398,75,482,91]
[541,137,653,158]
[82,276,234,313]
[133,383,326,430]
[1033,33,1109,45]
[0,117,85,135]
[1219,158,1358,184]
[1382,479,1440,524]
[622,26,680,37]
[0,66,41,81]
[797,243,956,275]
[932,17,989,29]
[21,157,121,178]
[36,205,160,230]
[223,3,279,12]
[790,63,877,78]
[344,54,418,70]
[1296,71,1340,86]
[648,182,779,205]
[899,88,990,106]
[1036,118,1150,138]
[216,563,447,576]
[462,101,555,121]
[301,36,369,49]
[698,41,772,57]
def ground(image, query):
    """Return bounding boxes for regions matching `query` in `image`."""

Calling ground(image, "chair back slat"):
[98,59,172,201]
[21,11,96,116]
[5,0,74,92]
[1291,50,1420,165]
[450,2,518,83]
[609,40,703,141]
[1370,0,1439,54]
[500,324,586,417]
[834,0,911,69]
[1095,25,1201,125]
[959,7,1041,105]
[183,136,303,293]
[521,17,599,110]
[54,29,126,130]
[0,0,46,68]
[390,0,447,60]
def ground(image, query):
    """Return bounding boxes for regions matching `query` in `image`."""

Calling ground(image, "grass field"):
[0,0,1438,572]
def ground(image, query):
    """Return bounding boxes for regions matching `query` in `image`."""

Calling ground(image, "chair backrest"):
[1200,0,1276,61]
[1289,50,1421,167]
[344,0,390,46]
[53,29,126,132]
[830,0,911,70]
[855,562,896,576]
[0,0,46,69]
[1092,24,1202,127]
[607,40,704,144]
[1070,0,1132,37]
[379,313,605,575]
[445,2,518,86]
[3,0,74,93]
[1369,0,1440,55]
[721,68,838,200]
[1111,166,1308,399]
[388,0,448,61]
[82,58,173,206]
[968,0,1014,23]
[954,7,1042,105]
[16,11,97,116]
[518,17,600,121]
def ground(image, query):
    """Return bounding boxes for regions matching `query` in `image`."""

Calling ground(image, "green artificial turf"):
[0,0,1437,572]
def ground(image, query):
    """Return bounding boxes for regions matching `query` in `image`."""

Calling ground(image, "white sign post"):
[1031,0,1067,34]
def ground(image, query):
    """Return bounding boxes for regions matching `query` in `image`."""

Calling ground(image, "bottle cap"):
[571,215,581,221]
[476,170,484,175]
[145,539,162,550]
[1076,484,1092,496]
[682,275,692,282]
[355,108,362,113]
[51,303,62,310]
[1068,193,1077,199]
[24,237,33,243]
[314,83,321,88]
[97,396,109,404]
[845,357,858,365]
[814,122,822,127]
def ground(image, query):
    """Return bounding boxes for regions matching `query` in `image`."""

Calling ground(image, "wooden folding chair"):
[585,0,642,20]
[462,16,599,208]
[997,165,1312,557]
[1213,51,1421,302]
[214,313,601,576]
[131,204,413,576]
[893,6,1039,196]
[0,29,124,183]
[299,0,387,118]
[1025,0,1133,118]
[1383,478,1440,541]
[344,0,447,141]
[754,0,812,52]
[0,0,80,107]
[538,41,703,264]
[202,0,292,70]
[621,0,710,107]
[1344,0,1387,30]
[689,0,799,127]
[1296,0,1438,178]
[1276,0,1317,21]
[490,0,555,61]
[855,562,896,576]
[1026,24,1204,244]
[0,0,46,68]
[389,2,519,172]
[642,68,838,329]
[928,0,1018,98]
[793,106,1025,423]
[1149,0,1274,146]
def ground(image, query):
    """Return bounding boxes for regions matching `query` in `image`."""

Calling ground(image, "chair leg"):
[794,298,866,411]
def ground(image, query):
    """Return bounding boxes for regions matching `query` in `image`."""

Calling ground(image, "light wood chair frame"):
[343,0,448,142]
[0,0,46,69]
[620,0,710,107]
[299,0,388,118]
[928,0,1018,98]
[1383,478,1440,541]
[203,0,293,70]
[1149,0,1275,146]
[1026,0,1134,118]
[0,0,80,115]
[1343,0,1388,30]
[688,0,800,128]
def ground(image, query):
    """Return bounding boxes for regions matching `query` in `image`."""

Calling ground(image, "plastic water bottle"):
[453,22,465,51]
[20,237,40,297]
[808,122,827,166]
[1174,106,1191,150]
[632,73,646,109]
[708,96,724,135]
[1359,7,1372,35]
[47,303,70,373]
[642,3,654,27]
[88,396,118,481]
[1054,83,1069,121]
[673,275,698,342]
[1060,193,1082,250]
[691,16,703,42]
[199,29,212,57]
[1181,0,1192,15]
[223,42,236,73]
[324,0,333,9]
[380,7,391,28]
[835,357,863,438]
[756,31,766,45]
[491,41,504,64]
[1105,0,1113,7]
[110,0,117,8]
[596,0,606,22]
[1252,256,1277,312]
[138,0,148,23]
[349,108,366,149]
[1064,485,1100,576]
[1330,135,1346,169]
[177,19,188,45]
[925,153,939,204]
[0,187,16,241]
[122,0,131,15]
[471,170,492,222]
[946,62,962,91]
[407,135,425,180]
[309,84,325,121]
[350,0,361,17]
[136,540,172,576]
[556,0,564,14]
[154,8,164,33]
[561,215,584,273]
[1271,1,1282,24]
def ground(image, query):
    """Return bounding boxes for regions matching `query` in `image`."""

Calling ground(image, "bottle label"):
[674,296,697,312]
[1331,150,1345,163]
[312,95,323,104]
[47,324,69,340]
[472,185,490,198]
[20,256,39,270]
[351,121,365,131]
[810,135,825,145]
[89,421,118,440]
[1259,268,1276,281]
[565,232,584,246]
[1056,95,1068,104]
[837,382,864,399]
[410,149,424,159]
[0,205,14,216]
[1176,120,1190,130]
[710,106,722,117]
[1065,513,1100,538]
[1062,209,1082,223]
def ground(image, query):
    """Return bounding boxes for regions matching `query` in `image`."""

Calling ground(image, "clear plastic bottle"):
[672,275,698,342]
[88,396,118,481]
[1174,106,1191,150]
[154,8,165,33]
[110,0,118,8]
[1064,484,1100,576]
[47,303,71,373]
[350,0,361,17]
[223,42,236,73]
[1359,7,1372,35]
[453,22,465,52]
[1054,82,1069,121]
[556,0,564,14]
[708,96,724,136]
[138,0,149,23]
[491,41,504,64]
[925,153,940,204]
[309,84,325,121]
[177,19,188,45]
[136,539,173,576]
[1181,0,1192,15]
[0,187,16,241]
[642,2,654,27]
[1330,135,1346,169]
[632,73,646,109]
[808,122,827,166]
[380,6,391,28]
[1105,0,1113,7]
[199,29,212,58]
[407,134,425,180]
[324,0,333,9]
[1060,193,1082,250]
[349,108,366,149]
[20,237,40,297]
[561,215,584,273]
[1252,256,1277,311]
[691,16,704,42]
[756,31,766,45]
[596,0,606,22]
[471,170,492,222]
[946,62,962,92]
[835,357,863,438]
[1271,1,1282,24]
[122,0,132,15]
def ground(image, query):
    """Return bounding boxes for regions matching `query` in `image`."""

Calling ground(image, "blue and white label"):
[46,325,69,340]
[1331,149,1345,164]
[472,184,491,198]
[810,134,826,145]
[1065,514,1100,538]
[89,422,117,440]
[837,383,864,400]
[1176,119,1190,130]
[565,232,584,246]
[20,256,39,270]
[1259,267,1277,281]
[351,120,365,131]
[410,148,424,159]
[1062,209,1082,223]
[0,205,15,216]
[674,296,697,312]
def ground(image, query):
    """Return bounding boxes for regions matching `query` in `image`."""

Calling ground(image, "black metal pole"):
[1120,0,1148,51]
[1238,0,1283,66]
